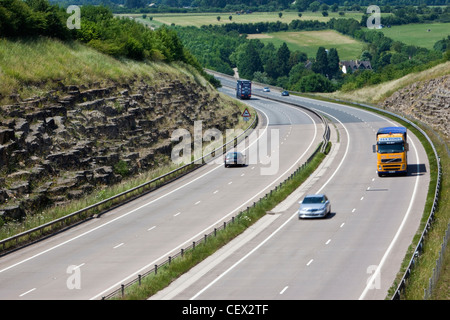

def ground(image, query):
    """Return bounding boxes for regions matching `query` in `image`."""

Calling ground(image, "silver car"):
[298,194,331,219]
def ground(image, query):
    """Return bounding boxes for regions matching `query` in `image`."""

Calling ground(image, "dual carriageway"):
[0,73,430,300]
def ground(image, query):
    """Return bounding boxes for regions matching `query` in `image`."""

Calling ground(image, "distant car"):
[263,87,270,92]
[281,90,289,96]
[224,151,246,167]
[298,194,331,219]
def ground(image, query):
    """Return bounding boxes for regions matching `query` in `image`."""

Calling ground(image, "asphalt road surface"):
[150,77,430,300]
[0,83,324,299]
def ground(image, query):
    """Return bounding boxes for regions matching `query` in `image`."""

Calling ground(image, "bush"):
[114,160,130,177]
[297,73,335,93]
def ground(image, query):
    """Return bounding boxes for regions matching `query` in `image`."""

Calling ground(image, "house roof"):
[340,60,372,70]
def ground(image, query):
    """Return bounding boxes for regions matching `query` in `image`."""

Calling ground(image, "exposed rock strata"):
[0,78,241,221]
[382,75,450,138]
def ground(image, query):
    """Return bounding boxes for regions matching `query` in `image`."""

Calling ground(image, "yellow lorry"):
[373,127,409,177]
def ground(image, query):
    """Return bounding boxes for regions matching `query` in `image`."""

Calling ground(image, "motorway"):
[0,81,324,299]
[151,76,431,300]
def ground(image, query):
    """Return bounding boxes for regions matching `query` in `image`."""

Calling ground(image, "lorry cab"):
[373,127,409,176]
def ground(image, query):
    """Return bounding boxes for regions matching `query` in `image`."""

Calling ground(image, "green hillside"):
[377,22,450,50]
[0,37,205,105]
[249,30,365,60]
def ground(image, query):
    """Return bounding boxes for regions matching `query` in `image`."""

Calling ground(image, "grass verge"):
[400,126,449,300]
[110,142,330,300]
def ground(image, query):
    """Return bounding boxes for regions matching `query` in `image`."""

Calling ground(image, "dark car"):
[281,90,289,96]
[224,151,246,167]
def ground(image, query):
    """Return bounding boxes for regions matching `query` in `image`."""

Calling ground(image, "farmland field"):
[248,30,365,60]
[119,11,365,28]
[376,22,450,49]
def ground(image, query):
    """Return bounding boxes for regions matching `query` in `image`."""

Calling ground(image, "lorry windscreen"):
[378,143,404,153]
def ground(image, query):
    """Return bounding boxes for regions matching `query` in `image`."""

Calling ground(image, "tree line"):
[175,17,450,93]
[49,0,450,14]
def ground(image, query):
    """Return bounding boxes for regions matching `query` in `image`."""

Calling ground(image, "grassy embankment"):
[0,37,254,242]
[0,37,209,105]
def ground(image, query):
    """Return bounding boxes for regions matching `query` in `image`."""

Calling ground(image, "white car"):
[263,87,270,92]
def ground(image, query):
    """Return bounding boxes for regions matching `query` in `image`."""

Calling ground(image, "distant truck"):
[373,127,409,176]
[236,80,251,99]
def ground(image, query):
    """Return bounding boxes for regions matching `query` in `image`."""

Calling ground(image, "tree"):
[125,0,144,9]
[233,41,263,80]
[276,42,291,78]
[312,46,328,77]
[295,0,313,12]
[360,50,372,61]
[327,48,340,79]
[298,73,334,92]
[309,1,321,12]
[289,50,307,69]
[288,63,312,90]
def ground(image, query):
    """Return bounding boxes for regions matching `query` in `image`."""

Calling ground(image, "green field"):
[120,11,365,28]
[377,22,450,49]
[249,30,365,60]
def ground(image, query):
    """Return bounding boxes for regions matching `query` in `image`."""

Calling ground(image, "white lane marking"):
[340,223,345,228]
[306,259,314,266]
[93,103,319,300]
[359,135,421,300]
[280,286,289,294]
[213,190,219,194]
[325,239,331,245]
[190,111,346,300]
[174,212,181,217]
[311,101,424,300]
[19,288,36,297]
[113,243,124,249]
[352,208,356,213]
[194,201,201,205]
[148,226,156,231]
[0,107,272,277]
